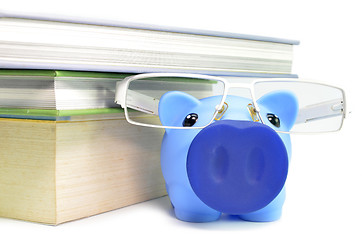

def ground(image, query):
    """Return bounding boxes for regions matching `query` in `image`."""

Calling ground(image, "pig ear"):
[158,91,200,127]
[257,91,299,131]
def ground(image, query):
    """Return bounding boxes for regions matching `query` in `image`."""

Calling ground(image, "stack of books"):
[0,12,299,224]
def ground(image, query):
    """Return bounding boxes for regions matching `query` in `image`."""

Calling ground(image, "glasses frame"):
[115,72,347,134]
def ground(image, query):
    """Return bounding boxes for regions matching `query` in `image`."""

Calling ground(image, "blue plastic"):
[187,120,288,215]
[159,91,298,222]
[257,90,299,131]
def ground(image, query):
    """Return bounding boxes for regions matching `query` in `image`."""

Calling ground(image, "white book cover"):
[0,9,298,77]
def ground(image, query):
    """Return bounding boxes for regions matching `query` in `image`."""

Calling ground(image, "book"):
[0,117,166,224]
[0,12,298,77]
[1,70,281,121]
[0,69,218,120]
[0,70,131,119]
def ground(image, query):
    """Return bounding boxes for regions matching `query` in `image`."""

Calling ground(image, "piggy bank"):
[158,90,298,222]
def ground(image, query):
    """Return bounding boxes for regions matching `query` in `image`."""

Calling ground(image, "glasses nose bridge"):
[222,82,262,121]
[224,82,256,101]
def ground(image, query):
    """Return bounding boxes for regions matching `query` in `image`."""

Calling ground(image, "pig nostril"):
[245,147,265,185]
[210,146,229,183]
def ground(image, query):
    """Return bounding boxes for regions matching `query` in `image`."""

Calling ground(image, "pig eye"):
[267,113,280,128]
[183,113,198,127]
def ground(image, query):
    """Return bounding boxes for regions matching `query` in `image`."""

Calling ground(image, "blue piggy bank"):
[158,90,298,222]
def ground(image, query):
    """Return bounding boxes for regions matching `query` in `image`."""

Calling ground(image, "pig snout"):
[187,120,289,215]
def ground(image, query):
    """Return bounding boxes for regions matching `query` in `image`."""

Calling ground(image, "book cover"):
[0,12,298,77]
[0,70,130,117]
[0,69,298,120]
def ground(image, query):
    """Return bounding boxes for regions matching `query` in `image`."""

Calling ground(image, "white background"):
[1,0,361,239]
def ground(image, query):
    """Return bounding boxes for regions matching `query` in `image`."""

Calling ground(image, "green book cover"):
[0,70,130,120]
[0,69,132,78]
[0,69,216,120]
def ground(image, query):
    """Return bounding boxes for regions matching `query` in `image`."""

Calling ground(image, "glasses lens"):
[254,81,345,133]
[125,75,225,128]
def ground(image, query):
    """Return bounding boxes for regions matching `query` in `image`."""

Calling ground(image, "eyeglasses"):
[114,73,346,134]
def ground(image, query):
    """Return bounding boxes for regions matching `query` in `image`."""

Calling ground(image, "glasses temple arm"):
[115,80,160,115]
[295,98,344,124]
[126,90,160,115]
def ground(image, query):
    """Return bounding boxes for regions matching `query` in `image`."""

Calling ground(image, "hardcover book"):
[0,70,130,120]
[0,12,298,77]
[0,117,166,224]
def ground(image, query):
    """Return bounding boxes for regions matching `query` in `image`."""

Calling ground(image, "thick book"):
[0,12,298,77]
[0,70,130,120]
[0,69,298,121]
[0,117,166,224]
